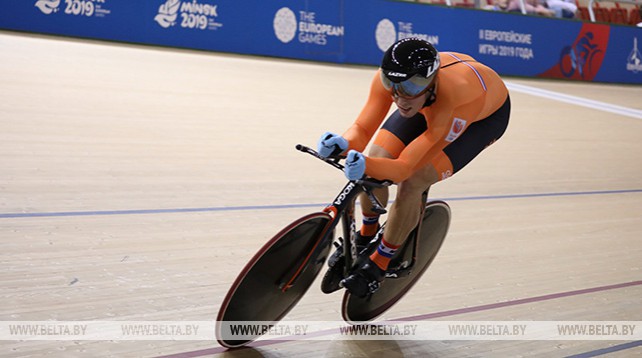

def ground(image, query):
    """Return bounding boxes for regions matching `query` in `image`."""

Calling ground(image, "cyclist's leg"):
[375,95,510,250]
[343,96,510,297]
[360,109,427,236]
[342,160,443,297]
[382,164,439,247]
[358,143,391,234]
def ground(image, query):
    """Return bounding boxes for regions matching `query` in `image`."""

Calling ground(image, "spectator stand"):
[416,0,641,25]
[587,0,641,23]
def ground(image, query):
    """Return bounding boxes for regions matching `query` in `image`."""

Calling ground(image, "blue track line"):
[1,188,641,219]
[565,340,642,358]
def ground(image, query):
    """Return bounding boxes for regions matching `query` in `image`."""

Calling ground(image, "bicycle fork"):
[278,181,366,292]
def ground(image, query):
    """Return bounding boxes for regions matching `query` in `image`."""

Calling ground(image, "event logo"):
[154,0,221,30]
[536,24,608,81]
[34,0,110,17]
[627,37,642,74]
[35,0,60,14]
[374,18,439,52]
[559,32,601,79]
[539,24,608,81]
[558,31,604,80]
[375,19,396,52]
[273,7,344,45]
[273,7,297,43]
[154,0,180,28]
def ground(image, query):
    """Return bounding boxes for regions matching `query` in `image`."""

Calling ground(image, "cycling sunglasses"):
[380,71,434,99]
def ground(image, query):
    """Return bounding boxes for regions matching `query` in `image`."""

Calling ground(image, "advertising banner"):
[1,0,640,84]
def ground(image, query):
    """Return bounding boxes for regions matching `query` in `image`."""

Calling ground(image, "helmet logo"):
[387,71,408,79]
[424,56,440,78]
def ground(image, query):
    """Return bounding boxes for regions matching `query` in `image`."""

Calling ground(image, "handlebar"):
[295,144,344,171]
[296,144,392,214]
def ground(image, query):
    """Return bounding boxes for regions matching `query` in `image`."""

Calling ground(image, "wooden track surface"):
[1,31,641,357]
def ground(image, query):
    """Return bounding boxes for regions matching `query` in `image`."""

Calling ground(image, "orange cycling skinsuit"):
[342,51,509,183]
[318,38,510,298]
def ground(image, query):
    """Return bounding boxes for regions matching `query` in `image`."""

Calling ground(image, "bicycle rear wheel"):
[342,201,451,324]
[216,212,332,348]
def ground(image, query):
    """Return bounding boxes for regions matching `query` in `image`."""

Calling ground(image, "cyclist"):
[317,38,511,297]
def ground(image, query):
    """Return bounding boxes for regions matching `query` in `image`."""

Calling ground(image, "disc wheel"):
[342,201,451,324]
[216,212,332,347]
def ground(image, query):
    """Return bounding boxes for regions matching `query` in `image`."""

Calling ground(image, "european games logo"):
[375,19,397,52]
[274,7,297,43]
[273,7,344,45]
[375,18,439,52]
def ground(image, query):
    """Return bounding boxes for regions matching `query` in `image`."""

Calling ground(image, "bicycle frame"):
[277,145,389,292]
[217,145,451,346]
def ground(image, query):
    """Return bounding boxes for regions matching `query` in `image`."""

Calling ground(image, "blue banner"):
[1,0,641,84]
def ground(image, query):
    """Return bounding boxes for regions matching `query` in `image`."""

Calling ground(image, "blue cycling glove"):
[345,150,366,180]
[317,132,348,158]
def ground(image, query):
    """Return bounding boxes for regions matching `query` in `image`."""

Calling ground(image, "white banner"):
[1,321,640,341]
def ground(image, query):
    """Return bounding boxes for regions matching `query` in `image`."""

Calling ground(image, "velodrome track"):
[1,31,641,357]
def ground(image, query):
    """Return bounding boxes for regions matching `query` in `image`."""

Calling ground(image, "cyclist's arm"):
[364,94,484,183]
[364,111,452,183]
[342,71,393,152]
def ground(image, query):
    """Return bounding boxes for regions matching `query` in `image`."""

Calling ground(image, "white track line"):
[505,81,642,119]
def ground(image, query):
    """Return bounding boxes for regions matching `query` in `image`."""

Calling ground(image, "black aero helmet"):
[380,38,440,99]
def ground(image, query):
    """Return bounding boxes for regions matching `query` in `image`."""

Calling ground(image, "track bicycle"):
[216,144,451,348]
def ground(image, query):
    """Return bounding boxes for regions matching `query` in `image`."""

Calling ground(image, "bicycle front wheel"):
[216,212,332,348]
